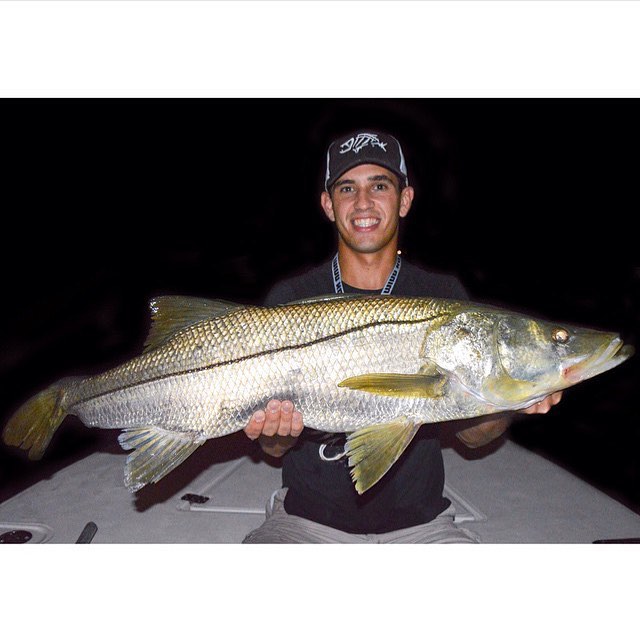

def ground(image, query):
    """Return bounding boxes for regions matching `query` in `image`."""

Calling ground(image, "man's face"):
[321,164,414,255]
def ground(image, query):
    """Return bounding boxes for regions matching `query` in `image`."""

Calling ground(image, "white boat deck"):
[2,430,639,544]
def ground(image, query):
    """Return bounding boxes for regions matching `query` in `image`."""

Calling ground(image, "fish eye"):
[552,327,570,344]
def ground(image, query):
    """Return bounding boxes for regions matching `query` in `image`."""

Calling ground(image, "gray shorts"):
[242,488,481,544]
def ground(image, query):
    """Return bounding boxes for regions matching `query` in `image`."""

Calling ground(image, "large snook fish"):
[3,295,634,494]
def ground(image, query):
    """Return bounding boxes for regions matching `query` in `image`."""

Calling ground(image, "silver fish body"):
[68,297,476,435]
[4,295,633,493]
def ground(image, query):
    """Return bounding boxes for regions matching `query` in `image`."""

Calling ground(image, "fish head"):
[484,313,634,409]
[424,307,633,410]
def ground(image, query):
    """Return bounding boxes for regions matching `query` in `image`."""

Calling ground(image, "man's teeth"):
[353,218,379,228]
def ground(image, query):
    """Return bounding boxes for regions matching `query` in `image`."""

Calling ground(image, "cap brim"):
[326,159,408,190]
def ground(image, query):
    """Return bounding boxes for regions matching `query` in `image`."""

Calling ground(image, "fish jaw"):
[465,315,635,411]
[563,336,634,385]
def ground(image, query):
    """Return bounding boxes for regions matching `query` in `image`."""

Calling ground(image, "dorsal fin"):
[280,293,368,307]
[144,296,246,352]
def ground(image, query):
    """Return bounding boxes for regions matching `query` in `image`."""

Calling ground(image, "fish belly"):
[69,370,224,435]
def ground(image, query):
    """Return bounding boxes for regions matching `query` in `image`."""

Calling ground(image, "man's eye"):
[373,183,388,191]
[340,186,354,193]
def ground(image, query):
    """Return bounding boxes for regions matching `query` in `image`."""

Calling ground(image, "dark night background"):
[1,98,638,514]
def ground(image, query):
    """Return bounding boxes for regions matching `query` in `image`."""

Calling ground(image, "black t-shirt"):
[264,258,469,534]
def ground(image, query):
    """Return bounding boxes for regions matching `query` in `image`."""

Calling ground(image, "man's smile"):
[352,217,381,230]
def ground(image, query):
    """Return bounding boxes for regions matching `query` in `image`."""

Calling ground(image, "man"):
[242,130,561,543]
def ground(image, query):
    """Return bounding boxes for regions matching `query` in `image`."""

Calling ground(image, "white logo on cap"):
[339,133,387,155]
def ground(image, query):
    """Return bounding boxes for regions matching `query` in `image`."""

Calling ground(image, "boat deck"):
[1,430,639,543]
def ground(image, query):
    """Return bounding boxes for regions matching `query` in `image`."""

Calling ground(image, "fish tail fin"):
[3,378,79,460]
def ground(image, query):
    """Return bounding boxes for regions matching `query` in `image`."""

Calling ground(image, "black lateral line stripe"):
[77,314,446,405]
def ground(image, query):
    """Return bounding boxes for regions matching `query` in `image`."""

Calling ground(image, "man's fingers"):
[243,399,304,441]
[244,410,266,440]
[277,400,294,436]
[538,391,564,412]
[261,399,282,436]
[537,400,552,414]
[520,391,564,415]
[550,391,563,405]
[290,411,304,437]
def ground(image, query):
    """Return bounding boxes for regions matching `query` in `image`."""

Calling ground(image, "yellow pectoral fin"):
[338,372,446,398]
[345,417,421,494]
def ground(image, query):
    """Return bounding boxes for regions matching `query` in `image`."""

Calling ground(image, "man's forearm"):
[455,415,512,449]
[454,391,564,449]
[258,433,299,458]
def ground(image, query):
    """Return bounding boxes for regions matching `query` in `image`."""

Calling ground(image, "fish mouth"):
[564,337,634,384]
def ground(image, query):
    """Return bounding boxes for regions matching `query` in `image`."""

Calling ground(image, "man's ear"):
[321,191,335,222]
[399,186,415,219]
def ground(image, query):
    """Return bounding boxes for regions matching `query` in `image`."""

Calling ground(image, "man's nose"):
[354,188,373,210]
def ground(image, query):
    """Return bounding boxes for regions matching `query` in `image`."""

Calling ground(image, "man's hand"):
[244,399,304,458]
[456,391,564,449]
[518,391,563,415]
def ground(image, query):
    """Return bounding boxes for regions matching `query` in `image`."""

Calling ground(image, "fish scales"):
[66,296,462,436]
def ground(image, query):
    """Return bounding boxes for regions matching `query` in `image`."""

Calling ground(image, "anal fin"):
[345,417,421,494]
[118,427,206,492]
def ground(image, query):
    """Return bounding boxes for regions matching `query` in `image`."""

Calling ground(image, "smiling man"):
[321,162,413,290]
[242,130,561,543]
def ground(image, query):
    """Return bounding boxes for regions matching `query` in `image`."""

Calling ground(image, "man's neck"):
[337,244,400,291]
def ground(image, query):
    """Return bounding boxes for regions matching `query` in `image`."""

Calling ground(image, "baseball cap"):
[324,131,409,191]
